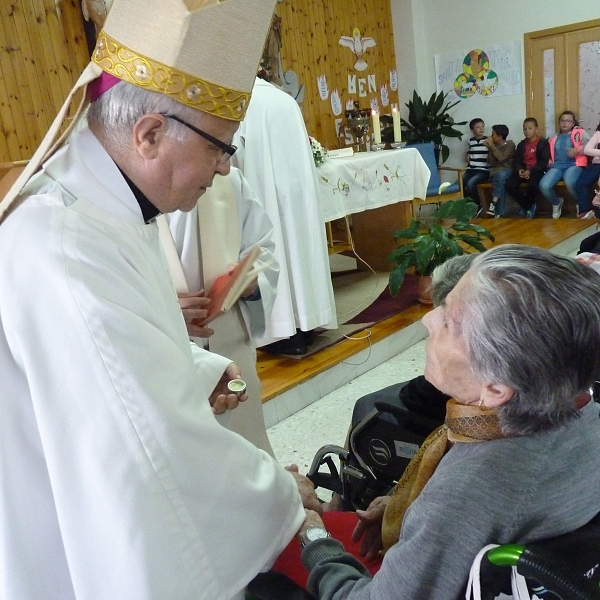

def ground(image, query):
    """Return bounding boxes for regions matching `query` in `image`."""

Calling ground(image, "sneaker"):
[552,197,564,219]
[526,203,536,219]
[486,202,496,216]
[518,208,526,217]
[494,213,502,219]
[578,210,595,220]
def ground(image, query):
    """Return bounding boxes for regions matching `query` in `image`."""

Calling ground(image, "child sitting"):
[483,124,515,217]
[505,117,550,218]
[462,118,489,208]
[539,110,589,219]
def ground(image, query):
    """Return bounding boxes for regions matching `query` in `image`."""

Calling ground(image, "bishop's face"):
[149,112,238,214]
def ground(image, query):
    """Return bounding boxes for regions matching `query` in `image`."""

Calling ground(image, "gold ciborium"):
[345,104,371,152]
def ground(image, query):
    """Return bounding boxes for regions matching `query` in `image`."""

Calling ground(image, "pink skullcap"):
[89,71,121,102]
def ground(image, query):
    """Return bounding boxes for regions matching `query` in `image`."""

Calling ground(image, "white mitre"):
[0,0,276,222]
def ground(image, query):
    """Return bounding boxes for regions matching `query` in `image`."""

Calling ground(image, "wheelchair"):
[247,385,600,599]
[248,513,600,600]
[306,398,442,510]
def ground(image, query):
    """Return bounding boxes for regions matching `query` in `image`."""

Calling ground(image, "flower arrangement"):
[309,136,328,167]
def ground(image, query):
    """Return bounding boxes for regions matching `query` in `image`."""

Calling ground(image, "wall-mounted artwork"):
[275,0,399,150]
[338,28,376,72]
[435,41,522,99]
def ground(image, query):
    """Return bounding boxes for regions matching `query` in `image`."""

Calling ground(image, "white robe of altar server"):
[233,78,337,345]
[0,128,304,600]
[165,167,278,454]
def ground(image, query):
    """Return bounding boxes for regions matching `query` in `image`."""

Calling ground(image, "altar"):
[317,147,431,270]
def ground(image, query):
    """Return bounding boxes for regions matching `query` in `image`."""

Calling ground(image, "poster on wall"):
[435,41,522,99]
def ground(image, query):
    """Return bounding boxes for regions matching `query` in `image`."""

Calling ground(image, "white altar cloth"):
[317,148,430,222]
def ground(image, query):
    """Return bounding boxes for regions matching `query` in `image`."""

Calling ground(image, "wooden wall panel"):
[0,0,89,162]
[275,0,399,150]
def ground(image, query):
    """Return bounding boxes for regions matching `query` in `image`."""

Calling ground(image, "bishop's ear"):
[131,114,167,160]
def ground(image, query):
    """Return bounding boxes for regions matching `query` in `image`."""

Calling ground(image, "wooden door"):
[566,27,600,132]
[526,20,600,137]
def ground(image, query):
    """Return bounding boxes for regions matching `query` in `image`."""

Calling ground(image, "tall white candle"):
[392,106,402,142]
[371,110,382,145]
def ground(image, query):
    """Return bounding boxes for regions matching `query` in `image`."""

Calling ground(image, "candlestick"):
[371,110,382,145]
[392,106,402,142]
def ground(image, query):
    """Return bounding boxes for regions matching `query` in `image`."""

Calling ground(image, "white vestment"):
[233,78,337,345]
[0,128,304,600]
[165,167,278,454]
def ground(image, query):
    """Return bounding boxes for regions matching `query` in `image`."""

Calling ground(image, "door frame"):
[525,18,600,134]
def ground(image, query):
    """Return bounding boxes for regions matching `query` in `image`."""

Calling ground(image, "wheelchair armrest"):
[247,571,317,600]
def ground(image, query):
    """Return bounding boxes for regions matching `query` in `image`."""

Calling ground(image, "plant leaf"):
[388,266,407,297]
[392,219,421,239]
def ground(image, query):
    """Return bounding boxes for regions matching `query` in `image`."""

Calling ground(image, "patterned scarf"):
[381,399,504,551]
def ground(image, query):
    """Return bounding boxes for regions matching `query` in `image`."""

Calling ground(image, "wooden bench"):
[476,180,578,218]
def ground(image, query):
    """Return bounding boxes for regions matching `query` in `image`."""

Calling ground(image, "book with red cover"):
[200,245,262,325]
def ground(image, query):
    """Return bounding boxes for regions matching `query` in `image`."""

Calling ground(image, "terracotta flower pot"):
[416,275,433,305]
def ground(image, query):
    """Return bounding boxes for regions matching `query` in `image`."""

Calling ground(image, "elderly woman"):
[297,244,600,599]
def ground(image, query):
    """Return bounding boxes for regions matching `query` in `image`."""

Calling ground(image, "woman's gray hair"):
[86,80,199,153]
[430,254,477,307]
[462,244,600,435]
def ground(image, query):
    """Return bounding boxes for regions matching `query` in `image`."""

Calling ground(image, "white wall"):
[391,0,600,166]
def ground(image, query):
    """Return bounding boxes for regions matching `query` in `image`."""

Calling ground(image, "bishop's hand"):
[210,362,248,415]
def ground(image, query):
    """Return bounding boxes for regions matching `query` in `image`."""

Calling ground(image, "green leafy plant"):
[388,198,495,296]
[401,90,467,164]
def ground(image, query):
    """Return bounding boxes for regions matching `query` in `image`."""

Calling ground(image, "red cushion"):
[272,511,383,589]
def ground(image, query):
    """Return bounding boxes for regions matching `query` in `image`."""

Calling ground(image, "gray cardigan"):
[302,401,600,600]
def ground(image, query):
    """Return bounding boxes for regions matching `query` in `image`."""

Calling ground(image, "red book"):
[201,246,262,325]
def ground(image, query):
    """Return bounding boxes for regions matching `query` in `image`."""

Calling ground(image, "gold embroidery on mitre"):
[92,31,249,121]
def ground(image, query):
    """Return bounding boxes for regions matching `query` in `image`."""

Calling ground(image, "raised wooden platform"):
[258,216,596,402]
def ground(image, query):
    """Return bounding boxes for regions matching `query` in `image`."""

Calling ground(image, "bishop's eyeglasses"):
[161,114,237,163]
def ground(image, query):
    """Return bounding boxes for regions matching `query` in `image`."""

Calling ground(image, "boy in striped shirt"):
[462,118,490,211]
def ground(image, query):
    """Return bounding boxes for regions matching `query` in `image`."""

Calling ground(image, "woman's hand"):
[351,495,391,560]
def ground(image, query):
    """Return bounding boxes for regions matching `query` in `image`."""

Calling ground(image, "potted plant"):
[388,198,495,301]
[401,90,467,164]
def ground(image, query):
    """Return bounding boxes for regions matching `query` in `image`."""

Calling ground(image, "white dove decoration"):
[338,28,377,72]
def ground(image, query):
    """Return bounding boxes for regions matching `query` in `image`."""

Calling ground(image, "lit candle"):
[372,110,382,145]
[392,106,402,142]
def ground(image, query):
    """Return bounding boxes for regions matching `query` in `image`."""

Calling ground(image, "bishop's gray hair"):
[461,244,600,435]
[86,80,200,153]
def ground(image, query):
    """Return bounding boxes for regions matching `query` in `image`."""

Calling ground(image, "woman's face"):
[422,273,483,405]
[559,113,575,134]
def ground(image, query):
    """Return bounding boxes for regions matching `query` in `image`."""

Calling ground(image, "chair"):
[469,512,600,599]
[406,142,465,218]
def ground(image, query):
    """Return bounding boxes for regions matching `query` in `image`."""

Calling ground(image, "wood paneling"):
[0,0,89,162]
[275,0,399,150]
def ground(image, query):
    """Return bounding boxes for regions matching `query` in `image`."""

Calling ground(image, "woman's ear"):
[481,382,514,408]
[131,114,166,160]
